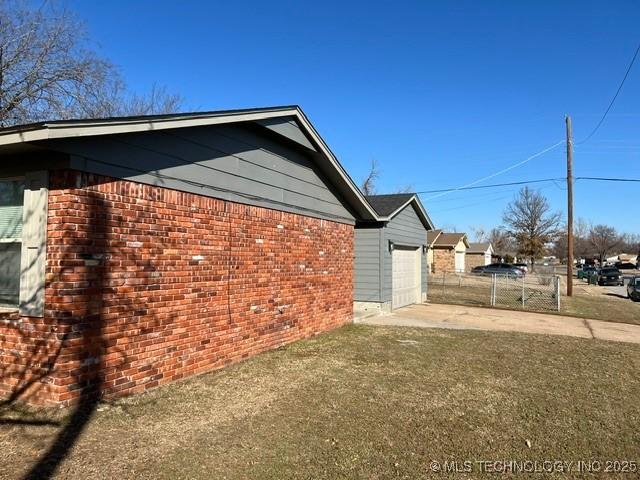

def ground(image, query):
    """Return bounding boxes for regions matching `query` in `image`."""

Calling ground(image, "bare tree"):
[361,159,380,196]
[551,217,592,261]
[120,83,183,116]
[620,232,640,256]
[502,187,562,268]
[588,224,621,264]
[485,227,514,254]
[573,217,592,259]
[393,183,414,194]
[0,1,182,126]
[469,225,486,243]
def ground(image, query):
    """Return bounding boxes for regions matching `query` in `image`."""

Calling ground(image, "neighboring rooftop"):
[427,229,443,246]
[433,232,468,247]
[467,242,492,254]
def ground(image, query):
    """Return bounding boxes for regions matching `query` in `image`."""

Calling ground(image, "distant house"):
[608,253,639,266]
[428,232,469,273]
[466,242,494,271]
[426,229,442,273]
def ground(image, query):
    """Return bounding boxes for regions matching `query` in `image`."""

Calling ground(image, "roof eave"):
[0,106,380,221]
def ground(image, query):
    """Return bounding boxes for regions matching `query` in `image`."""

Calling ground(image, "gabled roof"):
[365,193,413,216]
[365,193,435,230]
[427,229,443,246]
[0,106,381,221]
[467,242,494,254]
[433,232,469,248]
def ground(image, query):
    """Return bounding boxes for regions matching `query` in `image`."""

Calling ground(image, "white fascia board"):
[0,110,296,146]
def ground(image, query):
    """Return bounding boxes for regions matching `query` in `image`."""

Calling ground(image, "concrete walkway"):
[357,303,640,345]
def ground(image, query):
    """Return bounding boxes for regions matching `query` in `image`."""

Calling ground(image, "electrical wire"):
[577,40,640,145]
[576,176,640,183]
[422,140,565,201]
[416,177,565,194]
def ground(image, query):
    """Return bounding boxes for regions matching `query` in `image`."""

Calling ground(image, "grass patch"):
[1,325,639,479]
[563,293,640,325]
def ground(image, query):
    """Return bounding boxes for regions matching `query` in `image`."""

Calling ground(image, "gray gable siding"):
[381,204,428,302]
[46,121,355,224]
[354,203,428,304]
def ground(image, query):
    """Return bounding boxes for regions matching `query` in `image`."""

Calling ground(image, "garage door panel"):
[392,247,420,309]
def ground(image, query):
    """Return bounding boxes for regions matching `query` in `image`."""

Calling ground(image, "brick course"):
[0,170,353,406]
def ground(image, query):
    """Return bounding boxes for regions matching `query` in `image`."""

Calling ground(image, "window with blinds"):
[0,178,24,306]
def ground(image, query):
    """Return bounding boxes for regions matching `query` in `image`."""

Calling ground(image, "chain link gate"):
[490,273,560,311]
[428,272,561,312]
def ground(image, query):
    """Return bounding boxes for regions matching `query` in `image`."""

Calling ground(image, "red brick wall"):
[465,253,486,272]
[432,248,456,273]
[0,170,353,406]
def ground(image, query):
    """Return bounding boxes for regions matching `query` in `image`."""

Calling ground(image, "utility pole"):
[566,115,574,297]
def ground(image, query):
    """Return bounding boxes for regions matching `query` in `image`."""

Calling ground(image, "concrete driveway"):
[358,303,640,344]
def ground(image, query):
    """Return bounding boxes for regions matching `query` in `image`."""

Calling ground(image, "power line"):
[416,177,565,194]
[423,140,565,200]
[576,176,640,183]
[577,40,640,145]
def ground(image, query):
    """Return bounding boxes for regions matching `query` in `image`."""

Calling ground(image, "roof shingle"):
[365,194,414,217]
[433,233,467,247]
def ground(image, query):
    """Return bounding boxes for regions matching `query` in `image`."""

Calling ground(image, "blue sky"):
[68,0,640,236]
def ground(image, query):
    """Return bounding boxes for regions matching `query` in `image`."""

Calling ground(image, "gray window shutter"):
[19,171,48,317]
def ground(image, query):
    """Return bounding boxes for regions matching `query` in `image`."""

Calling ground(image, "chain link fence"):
[427,272,561,312]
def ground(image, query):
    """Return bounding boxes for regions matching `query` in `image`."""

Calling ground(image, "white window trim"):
[0,176,24,310]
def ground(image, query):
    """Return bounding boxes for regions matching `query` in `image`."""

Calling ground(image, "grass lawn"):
[562,291,640,326]
[427,274,640,325]
[2,325,639,479]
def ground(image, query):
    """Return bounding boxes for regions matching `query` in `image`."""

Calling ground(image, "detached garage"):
[354,194,435,314]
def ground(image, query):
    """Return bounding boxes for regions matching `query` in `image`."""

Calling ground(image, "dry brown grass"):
[1,325,639,479]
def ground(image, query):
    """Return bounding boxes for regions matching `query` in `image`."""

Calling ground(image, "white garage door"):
[392,247,420,309]
[455,251,465,272]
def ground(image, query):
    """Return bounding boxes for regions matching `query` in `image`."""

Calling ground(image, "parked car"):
[597,267,624,286]
[581,265,598,278]
[627,276,640,302]
[512,262,529,273]
[471,263,525,278]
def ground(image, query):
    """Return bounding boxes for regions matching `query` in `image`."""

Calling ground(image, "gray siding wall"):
[381,205,428,303]
[354,227,382,302]
[47,122,355,224]
[354,204,429,305]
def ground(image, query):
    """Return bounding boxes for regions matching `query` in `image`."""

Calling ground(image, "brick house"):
[465,242,494,272]
[427,231,469,273]
[0,107,381,406]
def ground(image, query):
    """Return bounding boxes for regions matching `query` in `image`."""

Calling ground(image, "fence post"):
[556,276,561,312]
[491,274,496,306]
[442,272,446,297]
[522,275,525,309]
